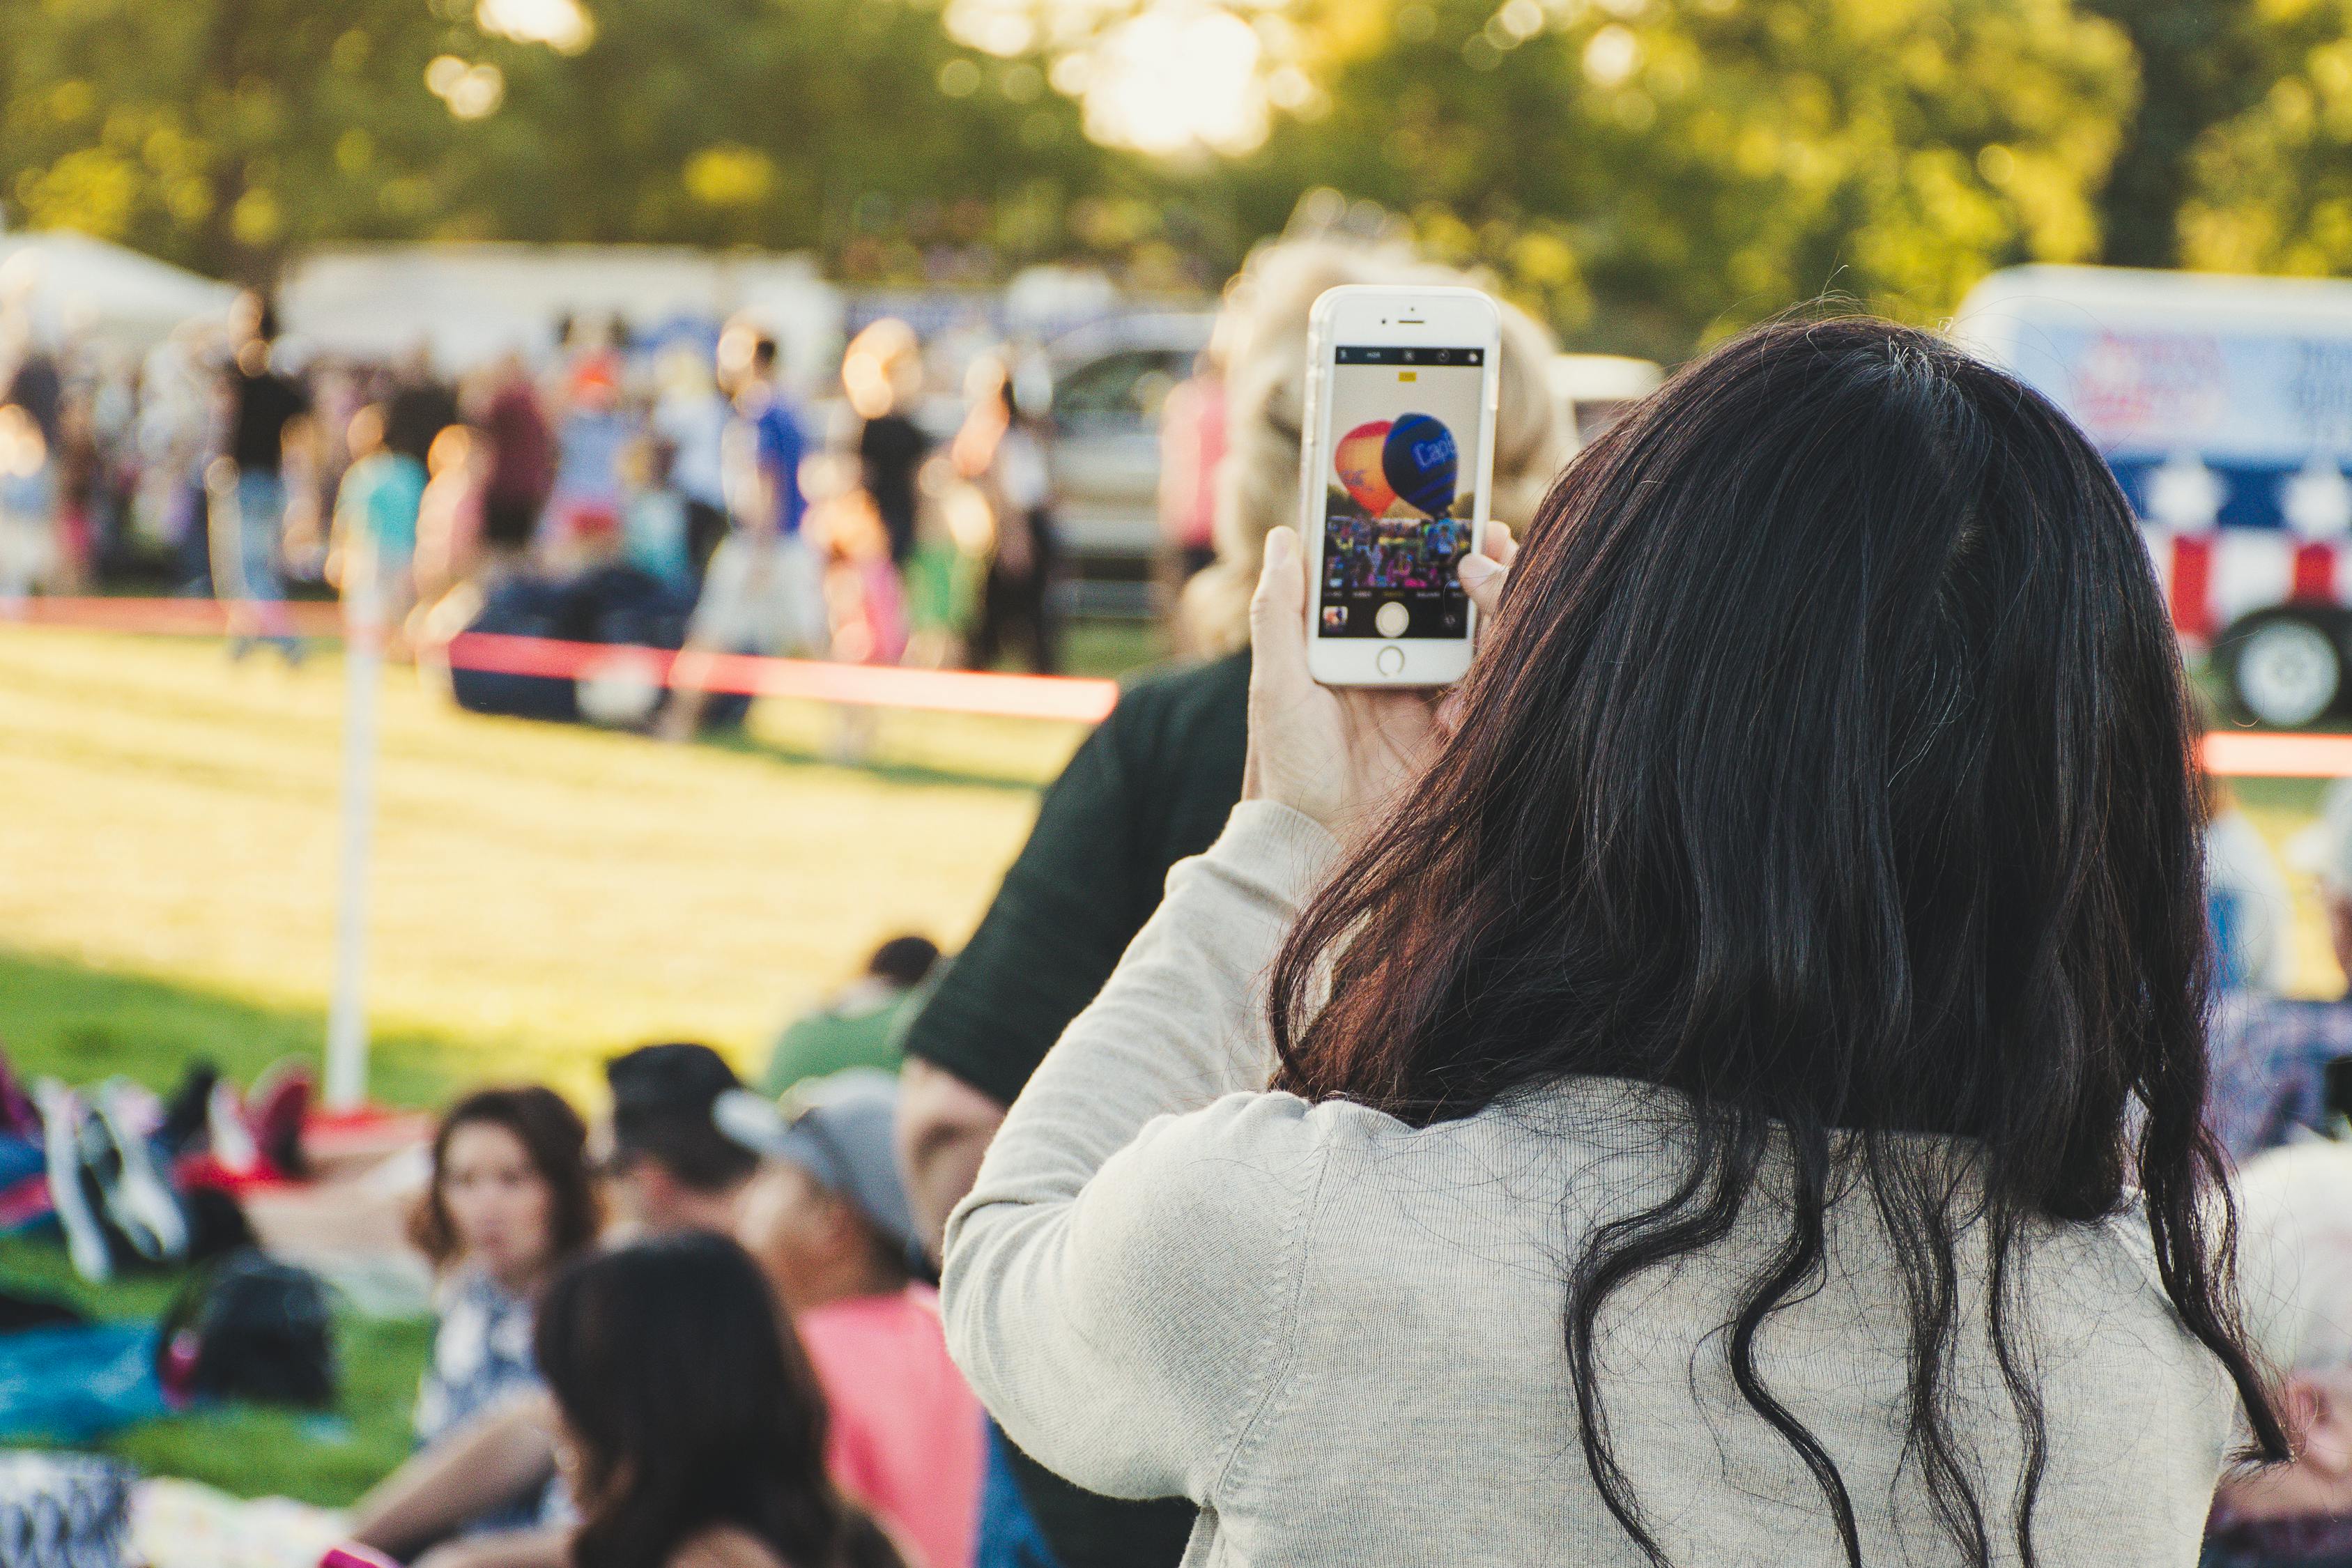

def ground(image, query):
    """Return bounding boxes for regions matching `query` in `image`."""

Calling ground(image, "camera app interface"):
[1316,346,1484,640]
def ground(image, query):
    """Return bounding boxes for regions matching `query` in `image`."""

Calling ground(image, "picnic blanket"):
[129,1476,348,1568]
[0,1323,164,1443]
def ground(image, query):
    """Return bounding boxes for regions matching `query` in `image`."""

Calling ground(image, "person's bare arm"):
[896,1055,1007,1263]
[351,1392,558,1558]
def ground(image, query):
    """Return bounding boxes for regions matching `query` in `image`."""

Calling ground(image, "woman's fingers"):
[1248,526,1312,691]
[1480,521,1516,566]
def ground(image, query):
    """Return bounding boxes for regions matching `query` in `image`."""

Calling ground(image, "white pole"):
[324,541,383,1111]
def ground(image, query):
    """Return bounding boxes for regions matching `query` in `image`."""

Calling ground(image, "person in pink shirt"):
[1155,353,1227,654]
[719,1073,982,1568]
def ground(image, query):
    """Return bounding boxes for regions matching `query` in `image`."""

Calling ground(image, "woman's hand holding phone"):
[1245,523,1514,843]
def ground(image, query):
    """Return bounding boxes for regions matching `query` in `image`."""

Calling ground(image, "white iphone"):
[1299,284,1502,687]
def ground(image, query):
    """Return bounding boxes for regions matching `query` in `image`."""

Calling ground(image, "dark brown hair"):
[539,1233,901,1568]
[1268,318,2284,1566]
[409,1085,601,1269]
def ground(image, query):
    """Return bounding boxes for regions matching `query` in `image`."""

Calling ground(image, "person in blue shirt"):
[744,335,807,539]
[661,331,824,739]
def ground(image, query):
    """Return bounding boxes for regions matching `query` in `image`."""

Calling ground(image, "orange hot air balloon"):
[1334,420,1397,515]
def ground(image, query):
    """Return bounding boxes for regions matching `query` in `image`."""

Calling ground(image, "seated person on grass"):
[716,1070,983,1568]
[758,937,939,1098]
[350,1087,599,1567]
[352,1047,755,1568]
[537,1233,905,1568]
[2206,1139,2352,1567]
[597,1041,759,1235]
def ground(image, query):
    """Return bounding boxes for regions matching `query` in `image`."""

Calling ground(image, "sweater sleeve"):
[939,799,1343,1502]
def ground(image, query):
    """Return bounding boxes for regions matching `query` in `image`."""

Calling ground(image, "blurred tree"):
[0,0,457,278]
[0,0,1124,283]
[15,0,2351,354]
[2177,0,2352,275]
[1217,0,2137,358]
[2077,0,2268,266]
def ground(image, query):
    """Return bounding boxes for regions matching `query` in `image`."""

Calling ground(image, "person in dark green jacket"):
[758,935,939,1097]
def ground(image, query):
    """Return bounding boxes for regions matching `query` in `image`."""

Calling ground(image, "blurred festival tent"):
[279,241,845,382]
[0,227,238,347]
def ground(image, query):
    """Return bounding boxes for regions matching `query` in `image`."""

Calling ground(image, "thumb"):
[1249,526,1312,689]
[1459,550,1508,618]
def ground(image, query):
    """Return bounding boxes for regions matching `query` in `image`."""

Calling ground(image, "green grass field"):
[0,627,1112,1101]
[0,622,1148,1505]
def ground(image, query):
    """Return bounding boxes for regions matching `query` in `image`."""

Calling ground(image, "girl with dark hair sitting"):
[942,318,2289,1566]
[537,1232,902,1568]
[353,1086,603,1563]
[406,1088,602,1466]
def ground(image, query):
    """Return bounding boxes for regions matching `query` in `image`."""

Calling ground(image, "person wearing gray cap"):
[715,1072,983,1568]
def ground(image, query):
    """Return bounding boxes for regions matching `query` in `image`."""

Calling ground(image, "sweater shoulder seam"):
[1210,1125,1335,1498]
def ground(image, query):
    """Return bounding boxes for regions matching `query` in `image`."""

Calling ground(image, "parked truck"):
[1956,264,2352,728]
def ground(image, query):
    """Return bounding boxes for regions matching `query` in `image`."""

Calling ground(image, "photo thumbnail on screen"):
[1318,346,1484,640]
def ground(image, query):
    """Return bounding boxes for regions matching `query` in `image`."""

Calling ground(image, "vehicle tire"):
[2220,613,2344,729]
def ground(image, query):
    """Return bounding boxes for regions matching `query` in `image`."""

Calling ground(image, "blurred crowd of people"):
[0,293,1074,689]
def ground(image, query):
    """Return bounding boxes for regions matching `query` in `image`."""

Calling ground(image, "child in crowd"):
[537,1233,904,1568]
[413,424,484,610]
[900,458,989,670]
[401,1087,601,1540]
[331,403,426,640]
[819,487,908,670]
[718,1073,981,1568]
[619,435,694,597]
[0,402,55,606]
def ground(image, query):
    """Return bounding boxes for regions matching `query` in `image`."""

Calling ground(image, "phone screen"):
[1315,344,1486,641]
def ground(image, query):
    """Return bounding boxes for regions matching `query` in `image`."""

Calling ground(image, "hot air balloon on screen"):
[1333,420,1397,515]
[1382,413,1459,517]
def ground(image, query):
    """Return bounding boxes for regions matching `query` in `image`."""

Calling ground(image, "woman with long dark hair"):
[941,318,2287,1566]
[537,1233,902,1568]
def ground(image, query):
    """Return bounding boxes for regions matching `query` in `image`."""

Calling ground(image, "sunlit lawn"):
[0,625,1105,1102]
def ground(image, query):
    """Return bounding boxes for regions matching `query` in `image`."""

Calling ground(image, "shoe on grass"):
[33,1081,111,1284]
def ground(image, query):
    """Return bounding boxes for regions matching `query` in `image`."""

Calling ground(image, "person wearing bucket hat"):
[717,1073,983,1568]
[714,1071,921,1288]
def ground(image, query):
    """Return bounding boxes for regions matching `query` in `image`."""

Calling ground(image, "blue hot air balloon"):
[1381,413,1459,517]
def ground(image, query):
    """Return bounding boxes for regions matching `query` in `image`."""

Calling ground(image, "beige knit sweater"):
[941,801,2238,1567]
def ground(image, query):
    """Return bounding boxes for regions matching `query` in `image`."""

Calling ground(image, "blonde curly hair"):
[1181,240,1576,654]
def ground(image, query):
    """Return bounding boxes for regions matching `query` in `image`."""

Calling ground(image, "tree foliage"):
[6,0,2352,355]
[2177,0,2352,275]
[0,0,1125,282]
[1226,0,2135,357]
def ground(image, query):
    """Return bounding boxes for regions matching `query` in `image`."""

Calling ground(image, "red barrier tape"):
[3,596,345,638]
[3,596,1119,724]
[28,598,2352,762]
[443,631,1119,723]
[2199,732,2352,779]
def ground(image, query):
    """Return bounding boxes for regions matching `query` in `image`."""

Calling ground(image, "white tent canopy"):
[0,229,238,347]
[280,243,844,387]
